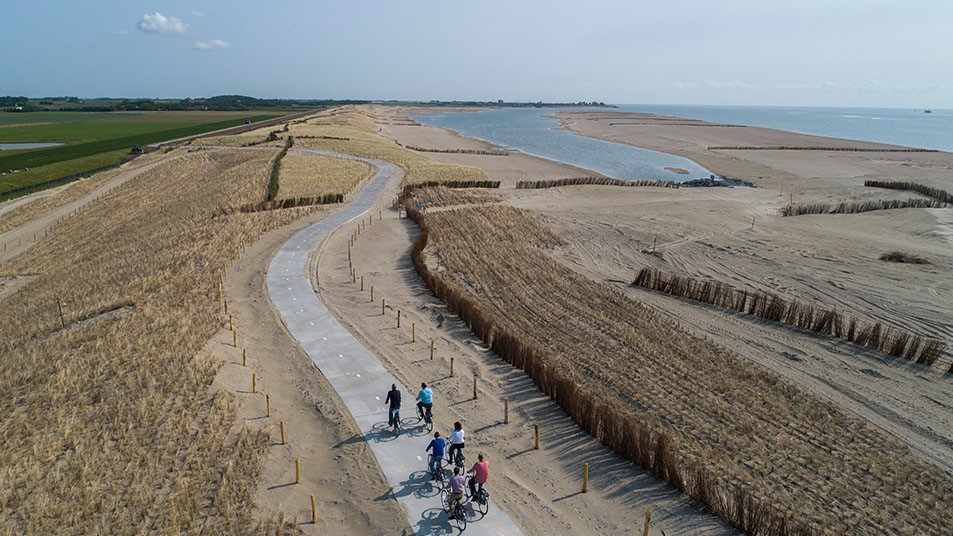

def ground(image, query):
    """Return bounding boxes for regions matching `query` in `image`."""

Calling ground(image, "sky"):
[1,0,951,108]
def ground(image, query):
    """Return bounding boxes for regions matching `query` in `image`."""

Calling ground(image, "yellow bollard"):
[310,493,318,523]
[504,396,509,424]
[642,507,652,536]
[534,423,540,450]
[252,373,257,394]
[295,458,300,484]
[280,420,286,445]
[582,462,589,493]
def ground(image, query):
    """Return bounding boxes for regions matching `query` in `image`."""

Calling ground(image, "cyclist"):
[416,382,433,420]
[445,466,466,518]
[426,431,445,480]
[468,452,489,498]
[448,421,465,466]
[384,383,401,429]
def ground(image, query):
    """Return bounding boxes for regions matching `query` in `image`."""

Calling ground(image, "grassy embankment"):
[402,189,953,536]
[0,111,281,198]
[0,148,321,534]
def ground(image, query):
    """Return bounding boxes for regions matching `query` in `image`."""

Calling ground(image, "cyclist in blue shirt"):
[416,382,433,419]
[426,431,446,479]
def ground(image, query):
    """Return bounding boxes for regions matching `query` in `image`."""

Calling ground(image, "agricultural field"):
[405,197,953,535]
[0,147,322,534]
[0,111,285,198]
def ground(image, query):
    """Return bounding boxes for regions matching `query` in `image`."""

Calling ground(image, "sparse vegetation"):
[632,267,945,366]
[709,145,938,152]
[408,186,502,208]
[402,193,953,535]
[400,144,510,156]
[288,106,490,188]
[879,251,930,264]
[0,150,317,533]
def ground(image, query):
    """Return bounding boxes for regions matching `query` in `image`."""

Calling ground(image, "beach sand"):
[231,106,952,534]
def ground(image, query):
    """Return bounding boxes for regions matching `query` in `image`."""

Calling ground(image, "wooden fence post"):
[266,394,271,418]
[382,298,386,315]
[642,507,652,536]
[582,462,589,493]
[450,357,455,377]
[534,423,540,450]
[504,397,509,424]
[473,377,477,399]
[412,322,416,343]
[430,339,434,360]
[310,494,317,523]
[397,310,401,328]
[280,420,286,445]
[252,373,257,394]
[242,348,247,367]
[295,458,300,484]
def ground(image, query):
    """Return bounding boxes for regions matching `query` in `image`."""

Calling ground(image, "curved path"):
[266,151,523,535]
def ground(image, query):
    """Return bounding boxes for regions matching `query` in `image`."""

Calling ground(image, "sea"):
[412,105,953,182]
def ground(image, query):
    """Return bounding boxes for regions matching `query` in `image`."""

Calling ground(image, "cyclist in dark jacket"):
[385,384,401,427]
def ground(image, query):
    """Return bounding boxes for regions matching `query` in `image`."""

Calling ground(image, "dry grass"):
[515,177,678,189]
[409,186,502,208]
[865,180,953,203]
[197,124,287,148]
[276,152,371,202]
[288,107,489,188]
[403,194,953,535]
[0,151,170,235]
[0,150,317,534]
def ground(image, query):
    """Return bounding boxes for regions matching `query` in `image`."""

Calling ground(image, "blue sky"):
[2,0,951,107]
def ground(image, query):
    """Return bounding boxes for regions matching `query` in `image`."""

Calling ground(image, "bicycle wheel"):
[440,489,451,512]
[426,417,433,432]
[477,490,489,515]
[453,504,467,531]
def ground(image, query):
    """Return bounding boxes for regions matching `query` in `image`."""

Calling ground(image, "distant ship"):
[924,109,932,114]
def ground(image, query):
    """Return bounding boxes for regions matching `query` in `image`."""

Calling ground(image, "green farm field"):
[0,111,287,198]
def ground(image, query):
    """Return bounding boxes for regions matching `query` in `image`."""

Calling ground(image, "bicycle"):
[441,487,467,531]
[467,475,489,516]
[429,455,445,485]
[446,447,465,469]
[417,404,434,432]
[390,408,401,436]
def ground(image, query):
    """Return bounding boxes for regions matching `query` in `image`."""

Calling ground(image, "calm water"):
[617,105,953,152]
[0,142,63,150]
[413,105,953,182]
[412,108,713,182]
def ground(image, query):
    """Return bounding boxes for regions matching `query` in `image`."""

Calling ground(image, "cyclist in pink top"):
[445,466,466,518]
[468,452,489,497]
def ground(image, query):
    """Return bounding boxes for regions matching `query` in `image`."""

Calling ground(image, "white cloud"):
[137,12,188,35]
[193,40,231,51]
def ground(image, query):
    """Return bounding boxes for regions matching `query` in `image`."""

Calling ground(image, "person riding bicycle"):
[416,382,433,420]
[426,431,445,480]
[445,466,466,518]
[448,421,465,466]
[384,383,401,428]
[468,452,489,498]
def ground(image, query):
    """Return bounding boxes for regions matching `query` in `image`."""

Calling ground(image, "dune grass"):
[276,152,371,203]
[403,193,953,536]
[0,149,317,534]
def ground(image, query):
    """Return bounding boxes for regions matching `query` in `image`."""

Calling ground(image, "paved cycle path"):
[267,151,523,535]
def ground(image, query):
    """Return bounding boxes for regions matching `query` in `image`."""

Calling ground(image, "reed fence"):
[781,198,946,216]
[709,146,938,152]
[632,267,945,366]
[516,177,678,189]
[865,180,953,203]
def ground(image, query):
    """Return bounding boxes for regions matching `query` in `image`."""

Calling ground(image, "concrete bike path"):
[267,151,523,536]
